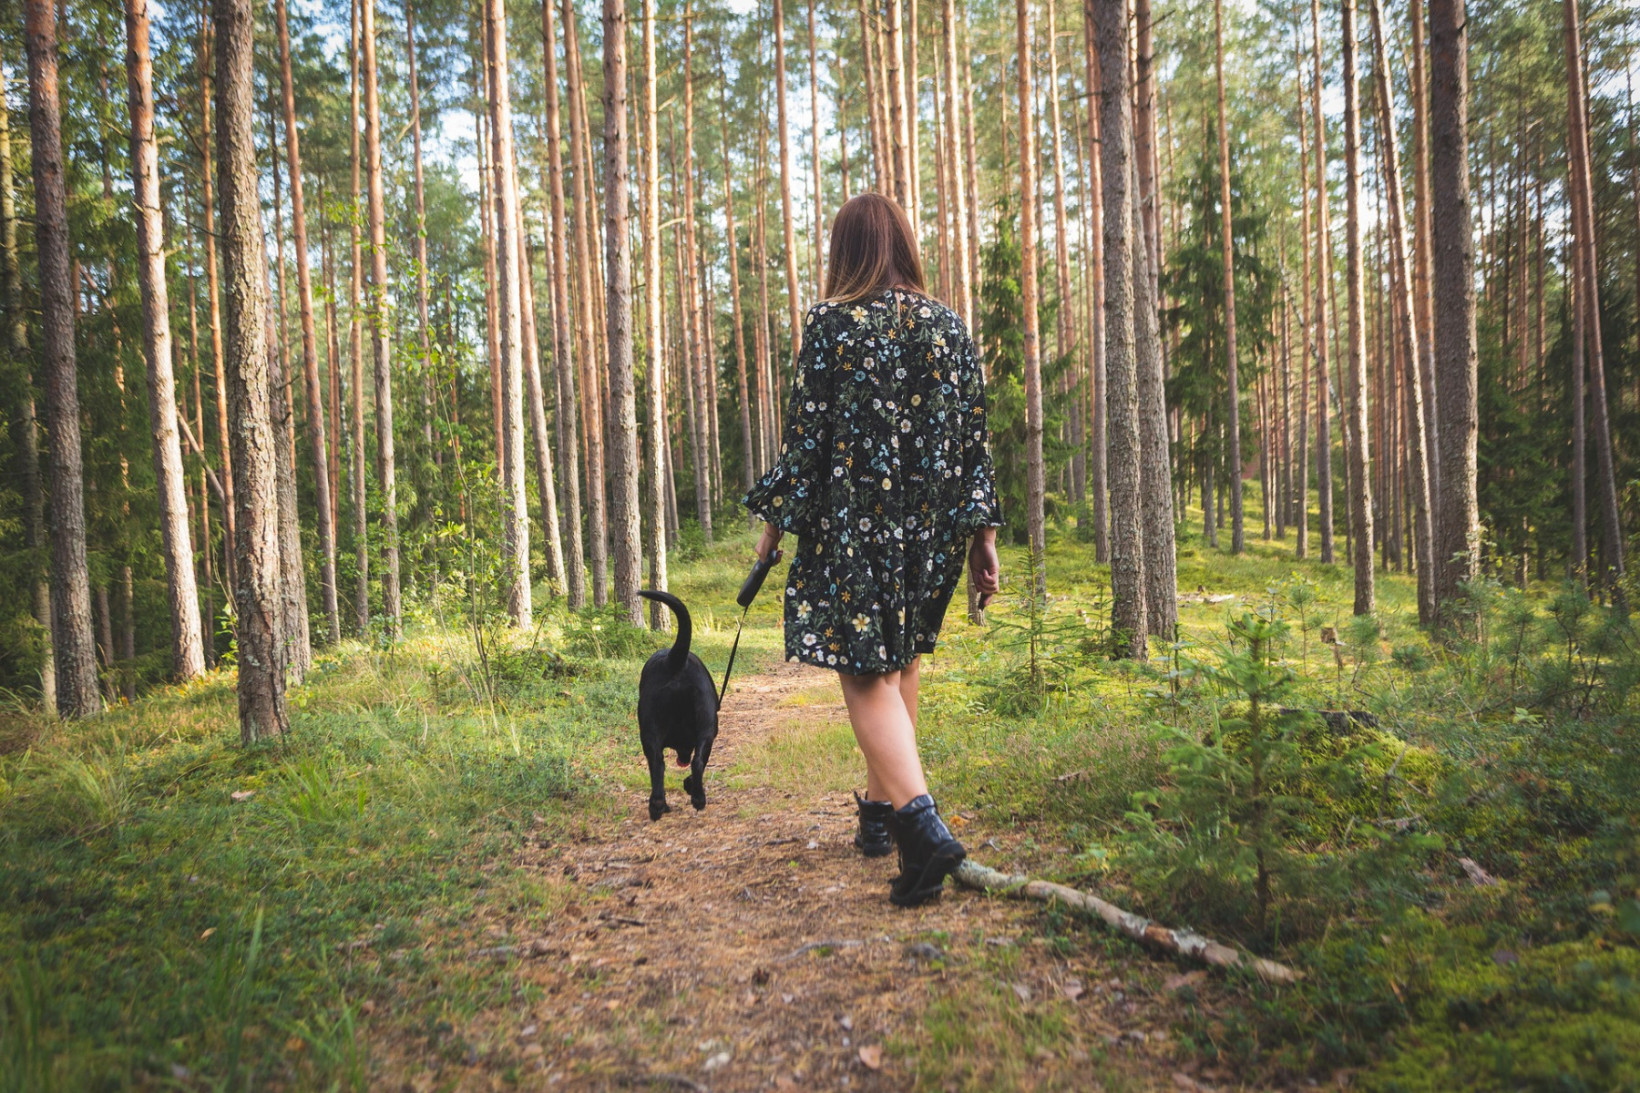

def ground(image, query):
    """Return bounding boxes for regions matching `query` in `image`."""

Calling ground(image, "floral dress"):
[744,288,1001,675]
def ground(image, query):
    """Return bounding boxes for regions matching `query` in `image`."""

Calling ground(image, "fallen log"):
[951,860,1300,985]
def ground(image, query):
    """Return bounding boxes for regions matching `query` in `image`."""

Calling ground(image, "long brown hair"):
[822,193,930,304]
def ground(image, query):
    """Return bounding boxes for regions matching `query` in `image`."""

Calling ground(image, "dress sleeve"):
[953,327,1003,534]
[744,307,833,536]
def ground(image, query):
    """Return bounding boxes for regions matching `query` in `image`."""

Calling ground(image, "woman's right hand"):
[968,530,1000,606]
[755,522,784,563]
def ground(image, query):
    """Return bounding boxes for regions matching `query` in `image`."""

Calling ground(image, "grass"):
[1,499,1636,1090]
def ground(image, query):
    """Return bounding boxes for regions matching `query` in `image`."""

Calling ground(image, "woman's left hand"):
[755,523,784,563]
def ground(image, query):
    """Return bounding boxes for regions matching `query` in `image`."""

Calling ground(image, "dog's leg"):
[645,744,671,821]
[684,745,708,811]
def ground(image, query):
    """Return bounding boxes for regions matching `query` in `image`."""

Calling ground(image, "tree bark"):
[684,2,714,540]
[1133,151,1177,639]
[1340,0,1374,615]
[348,0,369,633]
[484,0,533,628]
[1368,0,1435,624]
[1562,0,1626,605]
[1082,4,1108,562]
[1308,0,1335,564]
[542,0,587,608]
[0,48,55,711]
[603,0,642,626]
[564,0,609,606]
[940,0,970,324]
[406,0,436,465]
[885,0,910,207]
[1292,13,1311,560]
[199,15,236,593]
[266,138,310,683]
[1015,0,1045,592]
[808,0,825,297]
[23,0,100,717]
[1407,0,1438,506]
[1094,0,1146,657]
[123,0,207,681]
[361,0,400,636]
[1429,0,1479,622]
[1212,0,1244,553]
[274,0,339,645]
[522,231,567,594]
[641,0,669,626]
[775,0,806,372]
[214,0,289,742]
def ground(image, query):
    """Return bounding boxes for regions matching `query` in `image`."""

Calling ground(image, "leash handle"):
[737,549,782,608]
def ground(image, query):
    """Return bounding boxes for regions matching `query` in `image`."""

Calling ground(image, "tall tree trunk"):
[885,0,910,207]
[940,0,970,324]
[720,79,754,502]
[521,232,566,593]
[1429,0,1479,623]
[1047,0,1072,415]
[1368,0,1435,624]
[808,0,825,296]
[1293,13,1311,560]
[0,48,55,710]
[1094,0,1145,657]
[603,0,642,626]
[214,0,289,742]
[484,0,533,628]
[266,137,310,682]
[407,0,436,464]
[1015,0,1045,591]
[362,0,401,636]
[1341,0,1374,614]
[1563,0,1626,604]
[683,1,714,540]
[1308,0,1335,563]
[775,0,806,372]
[1212,0,1244,553]
[1133,143,1177,638]
[641,0,669,626]
[1082,4,1108,562]
[349,0,369,633]
[23,0,100,716]
[122,0,207,682]
[542,0,587,608]
[200,16,236,593]
[274,0,339,645]
[564,0,609,606]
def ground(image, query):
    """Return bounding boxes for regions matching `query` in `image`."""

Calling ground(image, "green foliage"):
[978,201,1077,544]
[1118,612,1441,944]
[1162,144,1278,490]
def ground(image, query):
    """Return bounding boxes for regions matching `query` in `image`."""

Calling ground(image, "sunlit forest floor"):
[2,498,1637,1091]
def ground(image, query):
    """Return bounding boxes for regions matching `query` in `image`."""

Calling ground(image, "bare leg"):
[898,656,921,727]
[839,668,929,809]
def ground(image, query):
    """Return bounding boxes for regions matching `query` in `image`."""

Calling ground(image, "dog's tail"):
[637,589,691,674]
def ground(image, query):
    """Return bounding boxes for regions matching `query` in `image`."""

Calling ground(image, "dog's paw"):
[648,799,670,821]
[683,775,706,810]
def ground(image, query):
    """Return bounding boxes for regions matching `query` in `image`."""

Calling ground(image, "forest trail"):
[387,660,1215,1093]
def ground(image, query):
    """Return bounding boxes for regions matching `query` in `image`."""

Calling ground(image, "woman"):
[744,193,1001,908]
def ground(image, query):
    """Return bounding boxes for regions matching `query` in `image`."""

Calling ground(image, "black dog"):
[635,590,717,821]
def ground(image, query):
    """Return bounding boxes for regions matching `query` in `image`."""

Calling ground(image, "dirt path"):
[423,661,1215,1092]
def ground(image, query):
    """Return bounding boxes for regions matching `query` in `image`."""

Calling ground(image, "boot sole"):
[856,841,894,858]
[889,842,966,907]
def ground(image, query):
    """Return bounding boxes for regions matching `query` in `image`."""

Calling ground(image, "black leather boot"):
[888,795,966,907]
[854,792,895,858]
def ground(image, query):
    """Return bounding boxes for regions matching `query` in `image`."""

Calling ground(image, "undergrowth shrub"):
[1117,612,1443,946]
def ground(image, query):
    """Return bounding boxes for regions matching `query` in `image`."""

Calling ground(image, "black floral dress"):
[744,288,1001,675]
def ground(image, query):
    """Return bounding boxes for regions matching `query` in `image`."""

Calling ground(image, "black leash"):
[719,549,782,706]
